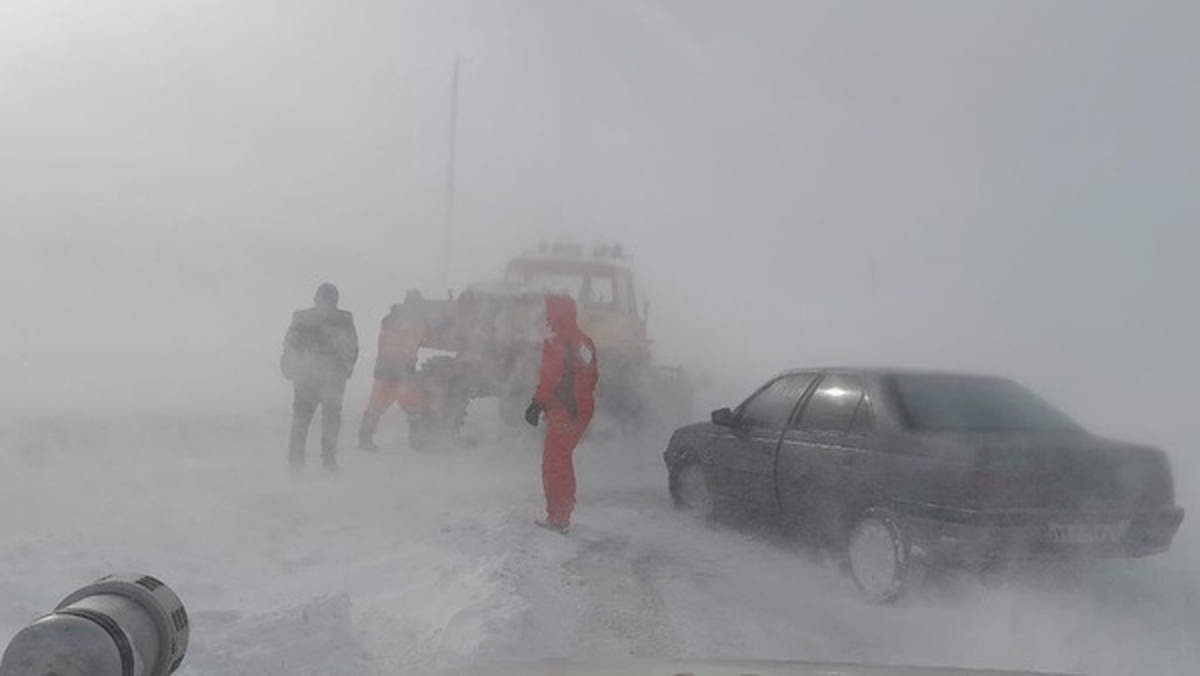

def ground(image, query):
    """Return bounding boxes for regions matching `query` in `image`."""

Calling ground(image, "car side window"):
[739,373,815,430]
[848,394,874,435]
[795,374,865,433]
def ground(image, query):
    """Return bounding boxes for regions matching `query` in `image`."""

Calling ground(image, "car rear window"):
[889,374,1081,431]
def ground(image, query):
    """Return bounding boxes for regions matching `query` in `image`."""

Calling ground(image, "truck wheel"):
[846,509,912,604]
[407,414,434,450]
[408,398,466,450]
[418,356,468,446]
[671,463,713,517]
[442,390,469,435]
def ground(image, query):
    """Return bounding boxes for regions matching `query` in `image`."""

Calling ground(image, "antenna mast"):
[440,56,461,295]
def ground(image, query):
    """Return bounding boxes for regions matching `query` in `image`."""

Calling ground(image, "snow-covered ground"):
[2,405,1197,676]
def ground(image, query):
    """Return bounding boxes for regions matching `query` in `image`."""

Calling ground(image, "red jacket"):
[534,294,598,420]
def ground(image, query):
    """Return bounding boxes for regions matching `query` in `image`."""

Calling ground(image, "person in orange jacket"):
[525,294,598,533]
[358,290,430,451]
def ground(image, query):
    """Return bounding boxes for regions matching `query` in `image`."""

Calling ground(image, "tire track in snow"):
[563,534,683,658]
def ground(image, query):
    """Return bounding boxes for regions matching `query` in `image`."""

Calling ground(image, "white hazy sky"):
[1,1,1197,459]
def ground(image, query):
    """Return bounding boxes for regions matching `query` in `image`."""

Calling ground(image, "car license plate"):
[1046,521,1129,545]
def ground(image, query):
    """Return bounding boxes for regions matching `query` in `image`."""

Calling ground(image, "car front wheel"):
[672,463,714,517]
[847,509,913,604]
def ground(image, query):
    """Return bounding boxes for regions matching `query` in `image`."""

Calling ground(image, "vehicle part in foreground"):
[664,368,1185,603]
[437,659,1076,675]
[1,573,189,676]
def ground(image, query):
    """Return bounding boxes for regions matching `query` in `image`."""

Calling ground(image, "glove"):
[524,400,544,427]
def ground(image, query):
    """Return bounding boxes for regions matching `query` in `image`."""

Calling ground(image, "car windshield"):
[890,374,1082,431]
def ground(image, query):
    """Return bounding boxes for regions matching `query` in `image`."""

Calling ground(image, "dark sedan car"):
[663,369,1184,602]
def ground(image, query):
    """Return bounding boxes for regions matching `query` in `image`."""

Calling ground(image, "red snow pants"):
[542,407,592,528]
[365,378,427,415]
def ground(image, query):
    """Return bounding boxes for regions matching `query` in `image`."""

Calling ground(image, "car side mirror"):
[711,407,737,427]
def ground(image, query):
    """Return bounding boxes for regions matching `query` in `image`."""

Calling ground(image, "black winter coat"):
[281,306,359,382]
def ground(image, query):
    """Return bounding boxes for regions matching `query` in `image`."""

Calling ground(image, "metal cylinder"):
[1,573,188,676]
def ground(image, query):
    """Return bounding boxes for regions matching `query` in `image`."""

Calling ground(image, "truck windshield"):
[890,374,1082,431]
[506,270,625,310]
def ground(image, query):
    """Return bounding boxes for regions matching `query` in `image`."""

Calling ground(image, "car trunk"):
[932,431,1175,510]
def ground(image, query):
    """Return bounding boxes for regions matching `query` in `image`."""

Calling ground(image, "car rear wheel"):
[672,463,713,517]
[847,509,912,604]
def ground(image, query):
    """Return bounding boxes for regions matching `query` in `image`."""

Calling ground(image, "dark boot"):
[535,519,569,535]
[358,412,381,451]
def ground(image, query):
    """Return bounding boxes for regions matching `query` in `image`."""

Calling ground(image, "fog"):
[1,1,1198,674]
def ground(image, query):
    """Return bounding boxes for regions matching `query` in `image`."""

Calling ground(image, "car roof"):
[774,367,1011,381]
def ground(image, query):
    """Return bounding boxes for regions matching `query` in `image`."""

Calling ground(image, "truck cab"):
[502,243,649,356]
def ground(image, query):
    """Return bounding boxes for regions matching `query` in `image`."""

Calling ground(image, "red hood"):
[544,294,579,335]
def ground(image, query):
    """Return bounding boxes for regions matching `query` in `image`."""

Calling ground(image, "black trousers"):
[289,377,348,462]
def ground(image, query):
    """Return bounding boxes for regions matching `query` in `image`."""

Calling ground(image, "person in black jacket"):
[281,283,359,471]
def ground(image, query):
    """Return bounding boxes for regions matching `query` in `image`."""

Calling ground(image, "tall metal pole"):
[441,56,461,295]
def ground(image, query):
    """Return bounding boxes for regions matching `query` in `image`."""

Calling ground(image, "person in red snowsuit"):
[525,294,598,533]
